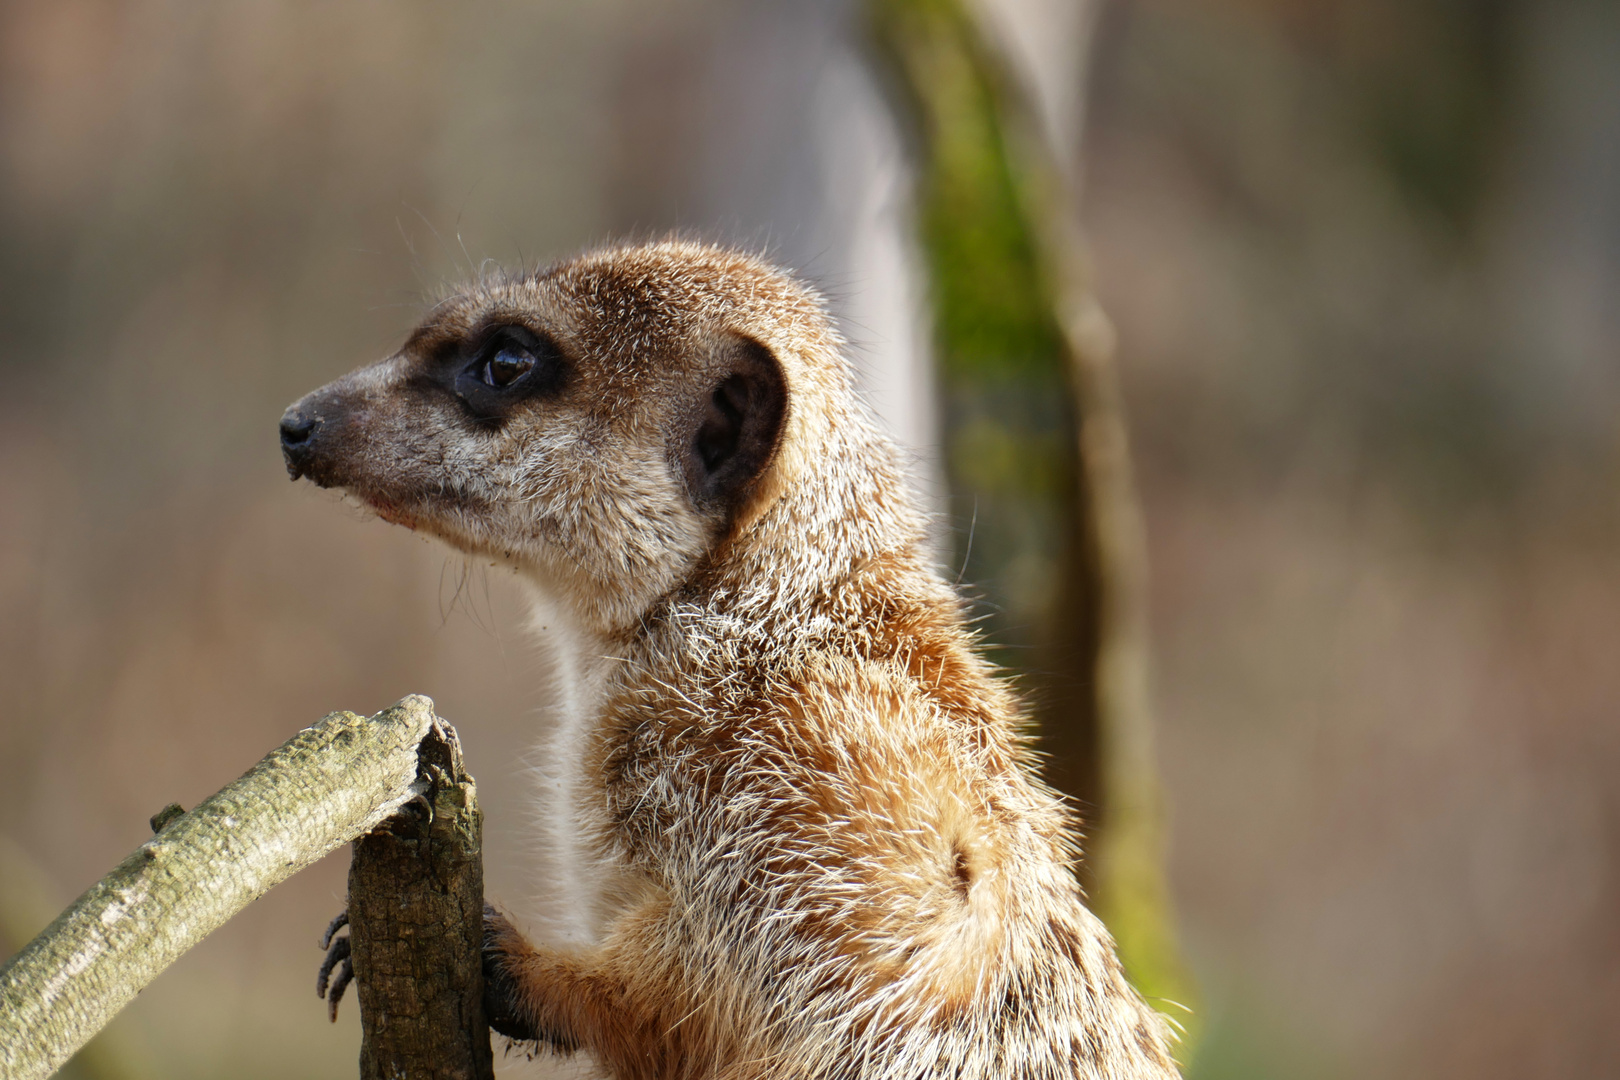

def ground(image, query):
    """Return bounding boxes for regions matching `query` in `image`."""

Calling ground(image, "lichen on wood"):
[0,696,439,1080]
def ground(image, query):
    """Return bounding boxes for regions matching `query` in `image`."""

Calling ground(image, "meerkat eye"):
[483,344,535,388]
[452,325,568,424]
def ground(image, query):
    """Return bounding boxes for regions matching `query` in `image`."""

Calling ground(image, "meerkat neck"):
[521,412,929,646]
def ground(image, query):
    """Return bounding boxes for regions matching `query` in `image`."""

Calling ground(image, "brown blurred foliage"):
[1088,1,1620,1076]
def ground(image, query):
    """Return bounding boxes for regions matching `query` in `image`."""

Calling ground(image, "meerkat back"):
[282,240,1180,1080]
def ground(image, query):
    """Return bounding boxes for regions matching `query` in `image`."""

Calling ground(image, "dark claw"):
[326,956,354,1023]
[321,910,349,951]
[317,935,350,999]
[318,909,354,1022]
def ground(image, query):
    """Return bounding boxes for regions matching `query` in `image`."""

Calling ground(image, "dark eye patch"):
[453,324,569,424]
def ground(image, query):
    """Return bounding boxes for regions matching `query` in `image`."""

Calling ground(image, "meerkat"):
[281,239,1180,1080]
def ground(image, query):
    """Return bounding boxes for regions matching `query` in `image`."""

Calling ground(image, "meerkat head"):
[279,240,846,632]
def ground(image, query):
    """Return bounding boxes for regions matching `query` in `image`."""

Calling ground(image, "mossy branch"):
[0,696,441,1080]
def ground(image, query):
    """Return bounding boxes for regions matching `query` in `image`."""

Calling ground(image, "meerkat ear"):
[682,335,789,514]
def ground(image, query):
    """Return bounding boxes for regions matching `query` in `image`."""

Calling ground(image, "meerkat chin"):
[282,240,1180,1079]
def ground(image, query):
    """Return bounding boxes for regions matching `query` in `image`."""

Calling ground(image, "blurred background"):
[1,1,1617,1077]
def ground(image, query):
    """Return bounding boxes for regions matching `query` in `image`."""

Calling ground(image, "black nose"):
[279,406,322,479]
[280,408,319,447]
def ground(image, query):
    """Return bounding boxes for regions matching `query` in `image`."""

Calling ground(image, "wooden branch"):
[0,836,149,1080]
[346,718,494,1080]
[0,696,440,1080]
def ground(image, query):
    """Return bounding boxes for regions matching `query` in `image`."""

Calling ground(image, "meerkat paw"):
[320,903,541,1040]
[316,909,353,1022]
[483,903,545,1043]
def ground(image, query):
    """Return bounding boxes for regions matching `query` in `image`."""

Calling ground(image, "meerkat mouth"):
[352,488,495,557]
[362,494,418,529]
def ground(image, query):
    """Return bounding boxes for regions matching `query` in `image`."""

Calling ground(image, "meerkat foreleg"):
[482,905,677,1073]
[484,906,601,1050]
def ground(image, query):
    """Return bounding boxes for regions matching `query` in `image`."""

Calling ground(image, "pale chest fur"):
[522,592,637,950]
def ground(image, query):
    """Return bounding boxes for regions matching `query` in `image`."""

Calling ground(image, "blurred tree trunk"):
[866,0,1198,1057]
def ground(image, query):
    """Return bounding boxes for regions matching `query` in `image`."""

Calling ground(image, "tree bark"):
[0,836,149,1080]
[0,696,439,1080]
[347,718,494,1080]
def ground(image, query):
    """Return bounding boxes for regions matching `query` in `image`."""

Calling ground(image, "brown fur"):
[282,240,1180,1079]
